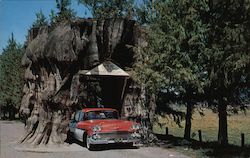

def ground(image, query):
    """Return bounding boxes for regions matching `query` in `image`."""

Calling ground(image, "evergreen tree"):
[0,34,24,119]
[135,0,154,25]
[134,0,209,140]
[49,10,57,25]
[79,0,135,19]
[204,0,250,145]
[50,0,76,26]
[32,10,48,28]
[135,0,250,145]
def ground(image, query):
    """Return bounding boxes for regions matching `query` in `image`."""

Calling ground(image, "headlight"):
[92,134,101,140]
[131,132,141,138]
[92,125,102,132]
[131,124,140,130]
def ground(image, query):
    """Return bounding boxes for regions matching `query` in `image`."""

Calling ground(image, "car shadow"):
[71,139,138,151]
[94,143,139,151]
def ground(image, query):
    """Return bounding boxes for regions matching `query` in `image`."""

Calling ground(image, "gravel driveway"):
[0,121,190,158]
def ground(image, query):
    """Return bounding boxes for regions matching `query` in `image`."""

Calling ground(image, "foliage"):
[201,0,250,145]
[134,0,209,100]
[0,34,24,109]
[50,0,76,26]
[49,10,57,25]
[134,0,154,25]
[79,0,135,19]
[32,10,48,28]
[132,0,210,140]
[204,0,250,106]
[134,0,250,144]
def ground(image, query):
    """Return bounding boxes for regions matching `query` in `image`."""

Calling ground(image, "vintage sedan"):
[69,108,141,150]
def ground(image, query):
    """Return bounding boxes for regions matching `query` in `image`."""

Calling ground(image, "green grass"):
[153,107,250,146]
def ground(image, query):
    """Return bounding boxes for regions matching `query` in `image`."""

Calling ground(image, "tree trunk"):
[218,100,228,146]
[184,101,192,140]
[144,91,158,144]
[9,105,15,120]
[9,110,13,120]
[18,65,72,146]
[8,106,12,120]
[121,83,157,143]
[3,108,6,119]
[148,93,156,131]
[19,18,147,146]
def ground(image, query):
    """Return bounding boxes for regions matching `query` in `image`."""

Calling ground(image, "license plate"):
[114,138,123,142]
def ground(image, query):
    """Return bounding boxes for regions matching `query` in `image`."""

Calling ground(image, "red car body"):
[69,108,140,150]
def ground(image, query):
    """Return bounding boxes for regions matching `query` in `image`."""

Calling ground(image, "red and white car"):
[69,108,141,150]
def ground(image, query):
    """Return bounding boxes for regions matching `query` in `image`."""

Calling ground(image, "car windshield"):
[85,110,118,120]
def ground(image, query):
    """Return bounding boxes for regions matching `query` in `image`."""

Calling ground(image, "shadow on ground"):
[65,138,138,151]
[155,134,250,158]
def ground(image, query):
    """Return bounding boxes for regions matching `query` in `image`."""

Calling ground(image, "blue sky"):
[0,0,92,53]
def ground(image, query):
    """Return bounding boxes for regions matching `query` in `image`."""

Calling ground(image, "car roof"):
[82,108,118,113]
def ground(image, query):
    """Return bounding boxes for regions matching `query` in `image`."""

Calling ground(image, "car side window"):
[79,111,84,121]
[74,111,81,122]
[74,111,84,122]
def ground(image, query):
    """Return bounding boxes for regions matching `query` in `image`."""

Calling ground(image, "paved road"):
[0,121,190,158]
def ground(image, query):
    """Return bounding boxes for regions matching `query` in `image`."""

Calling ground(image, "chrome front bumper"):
[89,132,141,145]
[89,138,140,144]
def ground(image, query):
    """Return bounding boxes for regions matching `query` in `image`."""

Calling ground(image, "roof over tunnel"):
[79,61,130,77]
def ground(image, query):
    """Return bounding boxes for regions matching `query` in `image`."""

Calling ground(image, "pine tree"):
[133,0,210,140]
[0,34,24,119]
[134,0,152,25]
[204,0,250,146]
[79,0,135,19]
[32,10,48,28]
[135,0,250,145]
[50,0,76,26]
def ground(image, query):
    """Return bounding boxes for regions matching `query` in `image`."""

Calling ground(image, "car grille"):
[98,131,131,139]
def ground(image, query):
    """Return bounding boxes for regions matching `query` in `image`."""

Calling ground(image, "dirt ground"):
[0,121,190,158]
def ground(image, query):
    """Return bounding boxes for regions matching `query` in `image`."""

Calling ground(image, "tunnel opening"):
[78,61,129,114]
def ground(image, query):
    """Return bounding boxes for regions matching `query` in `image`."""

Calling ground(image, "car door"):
[73,110,85,141]
[69,112,78,133]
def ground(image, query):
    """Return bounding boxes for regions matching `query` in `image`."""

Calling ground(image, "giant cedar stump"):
[19,18,150,146]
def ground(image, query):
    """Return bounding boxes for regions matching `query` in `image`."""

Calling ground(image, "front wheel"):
[127,142,134,147]
[85,135,94,150]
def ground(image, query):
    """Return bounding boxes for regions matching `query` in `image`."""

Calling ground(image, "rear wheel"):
[66,131,74,143]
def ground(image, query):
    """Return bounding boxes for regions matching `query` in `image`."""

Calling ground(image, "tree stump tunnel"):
[19,18,149,146]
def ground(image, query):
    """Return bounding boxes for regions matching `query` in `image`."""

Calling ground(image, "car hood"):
[80,119,135,133]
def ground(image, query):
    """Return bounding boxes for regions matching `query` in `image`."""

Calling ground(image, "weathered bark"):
[148,93,156,131]
[184,101,193,140]
[121,82,157,144]
[19,18,147,146]
[87,20,99,67]
[218,100,228,146]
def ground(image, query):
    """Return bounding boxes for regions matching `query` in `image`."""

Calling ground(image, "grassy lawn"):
[153,106,250,146]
